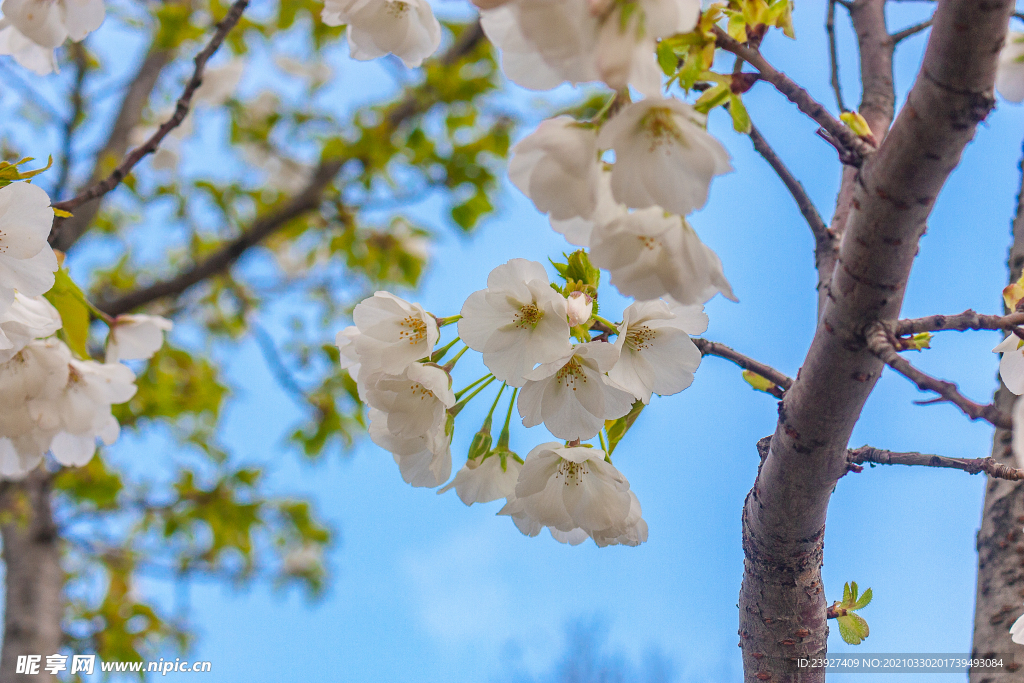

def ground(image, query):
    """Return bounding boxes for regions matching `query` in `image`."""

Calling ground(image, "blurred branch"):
[53,43,89,200]
[848,446,1024,480]
[251,323,310,404]
[100,22,486,316]
[49,0,251,249]
[826,0,847,112]
[890,18,933,44]
[865,322,1012,429]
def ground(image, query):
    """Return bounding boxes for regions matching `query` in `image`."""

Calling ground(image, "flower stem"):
[455,373,493,400]
[449,376,496,417]
[592,315,619,336]
[598,429,608,452]
[442,345,469,372]
[430,337,461,363]
[495,387,518,451]
[434,315,462,328]
[485,383,507,423]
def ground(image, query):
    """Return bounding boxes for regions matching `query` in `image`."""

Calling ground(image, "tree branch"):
[712,26,874,165]
[49,0,250,249]
[747,123,837,287]
[895,309,1024,335]
[98,22,486,316]
[890,19,934,45]
[692,338,793,393]
[848,446,1024,480]
[826,0,848,113]
[53,43,88,201]
[866,322,1012,429]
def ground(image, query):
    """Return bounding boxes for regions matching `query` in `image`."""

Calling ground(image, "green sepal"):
[44,268,91,359]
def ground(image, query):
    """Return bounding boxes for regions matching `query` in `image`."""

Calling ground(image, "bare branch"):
[712,26,874,164]
[890,19,934,45]
[50,0,250,219]
[895,309,1024,335]
[865,322,1012,429]
[53,43,88,201]
[691,338,794,392]
[747,123,837,283]
[826,0,847,113]
[848,446,1024,480]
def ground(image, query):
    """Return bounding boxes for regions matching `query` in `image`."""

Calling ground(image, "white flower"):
[282,543,324,575]
[0,436,42,479]
[1012,610,1024,645]
[194,59,245,106]
[565,291,593,327]
[0,337,69,439]
[518,341,634,441]
[105,314,172,363]
[512,442,633,534]
[438,451,522,505]
[549,168,626,247]
[1,0,105,49]
[549,526,590,545]
[0,293,61,363]
[997,31,1024,103]
[458,259,571,386]
[29,357,137,467]
[607,299,705,403]
[335,325,363,384]
[322,0,441,68]
[591,491,647,547]
[369,408,452,487]
[0,182,58,312]
[274,55,333,83]
[509,117,602,221]
[590,208,736,305]
[480,0,599,90]
[364,362,455,438]
[994,333,1024,395]
[352,291,439,375]
[598,97,732,217]
[0,22,56,74]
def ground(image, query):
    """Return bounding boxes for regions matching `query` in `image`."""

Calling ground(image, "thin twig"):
[865,322,1012,429]
[748,123,834,252]
[889,19,934,45]
[51,0,250,214]
[894,310,1024,336]
[826,0,847,113]
[712,26,874,165]
[692,338,794,392]
[54,43,89,201]
[848,446,1024,481]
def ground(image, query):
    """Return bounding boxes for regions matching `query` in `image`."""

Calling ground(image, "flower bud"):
[566,291,593,327]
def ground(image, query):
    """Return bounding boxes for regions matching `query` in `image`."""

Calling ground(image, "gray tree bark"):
[740,1,1013,680]
[0,471,62,683]
[970,145,1024,682]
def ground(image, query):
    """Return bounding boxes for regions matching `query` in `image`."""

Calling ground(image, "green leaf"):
[693,84,731,114]
[742,370,778,395]
[729,93,752,133]
[836,613,870,645]
[43,268,91,358]
[842,581,853,606]
[853,587,873,610]
[604,401,645,456]
[656,41,677,77]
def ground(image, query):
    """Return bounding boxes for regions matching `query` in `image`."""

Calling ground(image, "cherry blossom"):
[105,314,173,363]
[458,259,571,386]
[1,0,105,50]
[511,442,634,535]
[369,408,452,487]
[997,31,1024,103]
[438,451,522,505]
[321,0,441,68]
[994,333,1024,395]
[0,436,41,478]
[29,356,137,467]
[0,181,59,312]
[607,299,705,403]
[509,117,601,222]
[518,341,634,441]
[590,208,736,305]
[363,362,455,438]
[352,291,439,375]
[565,291,593,327]
[1012,609,1024,645]
[598,97,732,217]
[282,543,324,575]
[0,338,70,445]
[549,168,625,247]
[0,294,61,363]
[591,491,647,547]
[0,22,56,74]
[335,326,364,385]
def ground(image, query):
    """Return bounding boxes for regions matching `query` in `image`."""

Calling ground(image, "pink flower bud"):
[566,291,593,327]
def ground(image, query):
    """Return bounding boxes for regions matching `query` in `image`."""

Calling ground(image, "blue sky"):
[72,1,1024,681]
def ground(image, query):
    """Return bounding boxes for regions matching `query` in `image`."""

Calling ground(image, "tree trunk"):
[740,2,1012,680]
[0,470,63,683]
[970,145,1024,682]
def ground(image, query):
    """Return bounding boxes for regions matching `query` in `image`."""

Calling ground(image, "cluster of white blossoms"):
[0,0,105,74]
[321,0,441,68]
[338,255,707,546]
[0,180,171,478]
